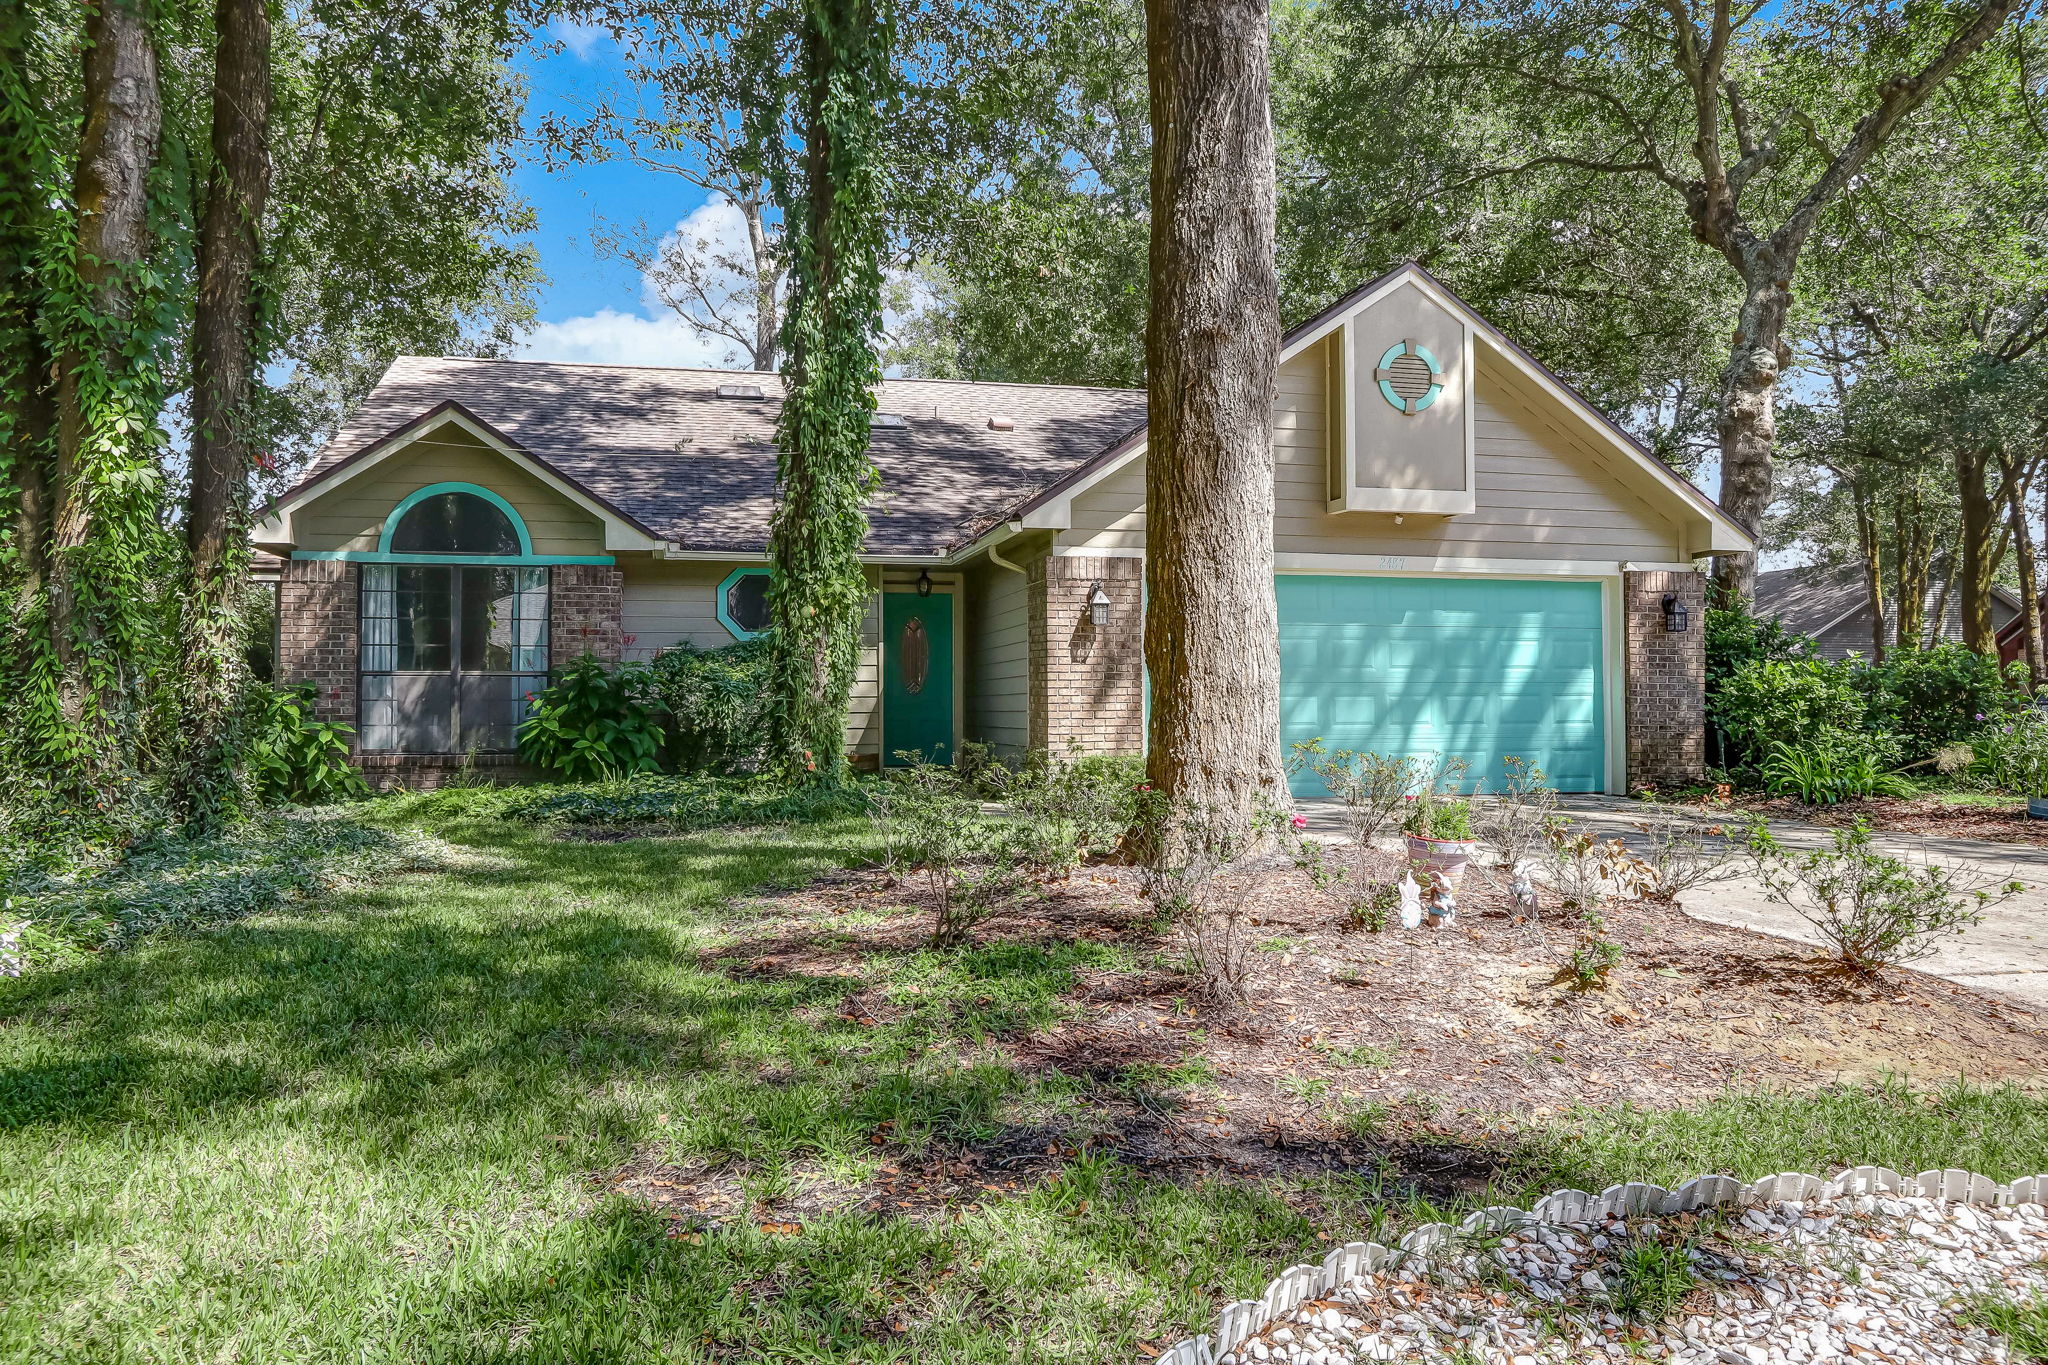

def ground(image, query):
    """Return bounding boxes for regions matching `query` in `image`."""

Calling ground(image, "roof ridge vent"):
[716,382,765,399]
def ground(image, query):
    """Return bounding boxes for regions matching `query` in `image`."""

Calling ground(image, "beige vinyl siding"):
[618,558,882,758]
[1061,349,1685,563]
[965,561,1030,755]
[294,432,607,555]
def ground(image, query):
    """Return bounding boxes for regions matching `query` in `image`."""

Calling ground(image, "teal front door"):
[1277,575,1606,796]
[882,590,955,765]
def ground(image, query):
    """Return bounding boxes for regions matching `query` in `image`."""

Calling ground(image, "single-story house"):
[254,263,1750,794]
[1754,564,2021,662]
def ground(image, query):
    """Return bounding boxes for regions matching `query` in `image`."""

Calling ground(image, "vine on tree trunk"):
[762,0,894,785]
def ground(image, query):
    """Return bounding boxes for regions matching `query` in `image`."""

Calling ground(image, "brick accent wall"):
[551,564,625,665]
[1624,568,1707,792]
[276,558,357,728]
[1029,554,1144,755]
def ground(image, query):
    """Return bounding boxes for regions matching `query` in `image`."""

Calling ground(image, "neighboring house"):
[254,263,1750,793]
[1754,564,2021,662]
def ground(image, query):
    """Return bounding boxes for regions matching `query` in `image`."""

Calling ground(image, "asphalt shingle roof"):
[302,356,1149,556]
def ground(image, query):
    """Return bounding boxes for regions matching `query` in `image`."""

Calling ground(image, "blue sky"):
[510,23,754,369]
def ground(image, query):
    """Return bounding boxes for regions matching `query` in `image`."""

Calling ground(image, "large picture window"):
[359,563,549,752]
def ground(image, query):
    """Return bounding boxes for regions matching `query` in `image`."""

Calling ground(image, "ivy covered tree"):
[762,0,895,783]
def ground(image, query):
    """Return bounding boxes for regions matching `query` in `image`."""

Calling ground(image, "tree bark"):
[1855,491,1885,663]
[1891,478,1933,648]
[739,186,781,371]
[1141,0,1287,840]
[2002,456,2043,682]
[0,3,55,603]
[1708,269,1790,603]
[48,0,161,715]
[175,0,271,821]
[1954,448,2002,651]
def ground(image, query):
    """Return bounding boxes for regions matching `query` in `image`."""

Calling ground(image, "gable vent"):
[870,412,908,428]
[716,383,765,399]
[986,415,1015,431]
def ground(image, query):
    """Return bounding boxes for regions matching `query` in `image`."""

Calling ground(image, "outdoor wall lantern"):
[1662,593,1689,633]
[1087,581,1112,627]
[915,569,934,598]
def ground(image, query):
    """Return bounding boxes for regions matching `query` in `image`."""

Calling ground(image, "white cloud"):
[546,19,608,61]
[521,309,734,369]
[523,195,770,371]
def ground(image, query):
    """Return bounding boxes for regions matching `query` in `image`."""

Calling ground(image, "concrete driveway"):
[1299,796,2048,1009]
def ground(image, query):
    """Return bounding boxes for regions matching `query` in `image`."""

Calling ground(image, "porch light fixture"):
[916,569,934,598]
[1662,593,1689,633]
[1087,581,1112,627]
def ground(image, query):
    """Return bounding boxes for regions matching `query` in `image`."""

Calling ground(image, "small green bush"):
[517,655,665,781]
[1705,598,1811,695]
[1760,740,1913,805]
[643,638,773,773]
[245,682,370,804]
[1859,645,2030,763]
[1983,710,2048,798]
[1712,657,1892,773]
[1402,796,1473,841]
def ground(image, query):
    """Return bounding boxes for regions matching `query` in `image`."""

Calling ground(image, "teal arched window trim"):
[289,481,615,565]
[379,481,532,556]
[716,566,772,640]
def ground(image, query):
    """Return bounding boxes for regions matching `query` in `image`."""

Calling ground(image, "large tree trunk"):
[48,0,162,739]
[1709,270,1791,603]
[174,0,271,822]
[1891,481,1933,648]
[762,0,889,784]
[1855,495,1885,663]
[2003,459,2043,683]
[0,3,55,604]
[1955,447,2001,651]
[739,186,780,372]
[1141,0,1286,840]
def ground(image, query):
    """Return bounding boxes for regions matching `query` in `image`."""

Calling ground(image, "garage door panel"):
[1278,575,1605,796]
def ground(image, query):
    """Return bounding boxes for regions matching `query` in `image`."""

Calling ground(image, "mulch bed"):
[1734,794,2048,846]
[616,849,2048,1224]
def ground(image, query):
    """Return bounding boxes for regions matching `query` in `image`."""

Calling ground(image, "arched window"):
[389,489,522,555]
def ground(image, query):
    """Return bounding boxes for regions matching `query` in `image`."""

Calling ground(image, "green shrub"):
[517,655,665,781]
[245,682,369,804]
[870,760,1078,948]
[1984,710,2048,798]
[1860,644,2030,763]
[1745,817,2023,973]
[1002,749,1145,858]
[1760,740,1913,805]
[642,638,773,773]
[1711,657,1891,773]
[1705,597,1812,695]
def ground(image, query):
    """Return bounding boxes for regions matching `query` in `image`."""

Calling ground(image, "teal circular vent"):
[1375,340,1444,414]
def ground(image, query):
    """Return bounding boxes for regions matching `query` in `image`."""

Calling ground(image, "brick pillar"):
[276,558,357,728]
[1624,569,1706,792]
[1029,554,1143,755]
[550,564,625,666]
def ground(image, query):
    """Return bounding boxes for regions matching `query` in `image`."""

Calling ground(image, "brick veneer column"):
[1624,568,1707,791]
[275,558,357,728]
[1028,554,1144,755]
[550,564,625,666]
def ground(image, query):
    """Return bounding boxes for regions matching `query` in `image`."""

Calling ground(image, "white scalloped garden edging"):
[1151,1166,2048,1365]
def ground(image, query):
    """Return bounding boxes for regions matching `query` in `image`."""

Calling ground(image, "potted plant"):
[1403,792,1479,889]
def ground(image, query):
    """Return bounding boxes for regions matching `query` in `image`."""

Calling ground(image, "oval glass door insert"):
[898,615,929,694]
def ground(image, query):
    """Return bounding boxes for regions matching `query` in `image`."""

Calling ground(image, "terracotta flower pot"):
[1405,834,1478,890]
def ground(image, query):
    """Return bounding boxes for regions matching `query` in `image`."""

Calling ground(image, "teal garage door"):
[1277,575,1606,797]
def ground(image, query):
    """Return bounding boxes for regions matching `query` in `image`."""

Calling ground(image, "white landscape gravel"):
[1209,1195,2048,1365]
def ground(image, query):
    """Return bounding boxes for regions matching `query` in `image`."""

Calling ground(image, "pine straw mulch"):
[1732,793,2048,847]
[626,848,2048,1223]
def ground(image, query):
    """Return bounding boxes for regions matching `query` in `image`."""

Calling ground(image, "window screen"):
[359,564,548,752]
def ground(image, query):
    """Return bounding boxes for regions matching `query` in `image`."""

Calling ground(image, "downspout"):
[987,521,1027,574]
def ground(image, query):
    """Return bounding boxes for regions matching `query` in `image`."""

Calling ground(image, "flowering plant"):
[1987,710,2048,798]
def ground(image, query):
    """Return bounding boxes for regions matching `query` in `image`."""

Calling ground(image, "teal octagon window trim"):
[1375,340,1445,414]
[716,566,773,640]
[378,481,533,556]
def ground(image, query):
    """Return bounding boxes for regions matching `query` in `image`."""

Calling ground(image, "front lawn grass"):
[4,799,2045,1362]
